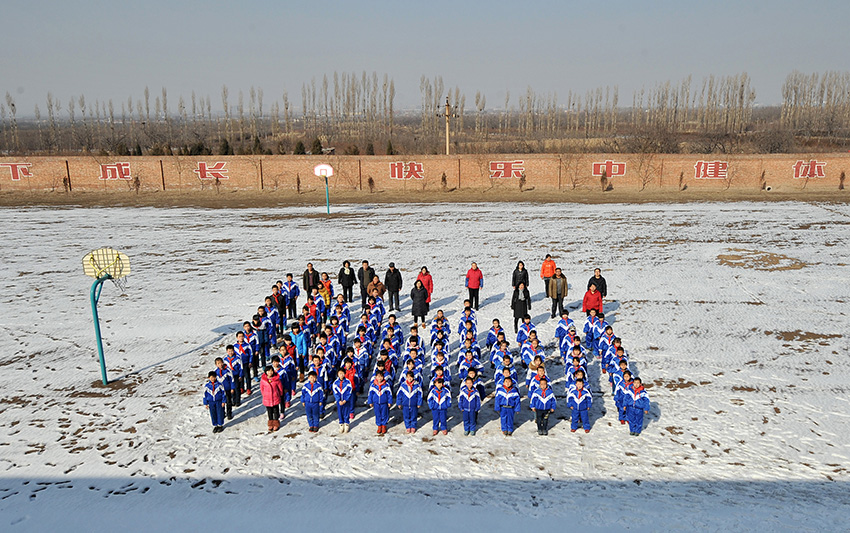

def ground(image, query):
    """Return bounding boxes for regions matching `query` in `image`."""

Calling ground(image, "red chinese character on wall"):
[99,162,132,180]
[194,162,229,180]
[694,161,728,179]
[793,160,826,179]
[489,160,525,179]
[591,160,626,178]
[0,162,33,181]
[389,162,424,180]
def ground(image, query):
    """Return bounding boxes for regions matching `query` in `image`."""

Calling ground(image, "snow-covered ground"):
[1,201,848,531]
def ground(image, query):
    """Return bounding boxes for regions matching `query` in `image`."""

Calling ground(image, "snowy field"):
[1,201,849,531]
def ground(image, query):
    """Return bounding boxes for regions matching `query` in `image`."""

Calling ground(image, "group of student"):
[202,258,652,438]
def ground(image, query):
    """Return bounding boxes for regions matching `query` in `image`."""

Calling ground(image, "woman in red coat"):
[416,266,434,305]
[582,283,603,316]
[260,366,284,432]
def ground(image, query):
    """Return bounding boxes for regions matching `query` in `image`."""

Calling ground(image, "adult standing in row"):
[588,268,608,300]
[547,267,568,318]
[465,262,483,310]
[510,282,531,332]
[540,254,556,293]
[512,261,530,291]
[337,261,356,303]
[410,280,429,326]
[303,263,320,294]
[358,260,376,308]
[384,263,403,312]
[416,267,433,307]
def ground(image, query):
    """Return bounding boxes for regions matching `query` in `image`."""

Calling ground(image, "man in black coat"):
[303,263,320,294]
[357,260,376,309]
[587,268,608,299]
[384,263,403,312]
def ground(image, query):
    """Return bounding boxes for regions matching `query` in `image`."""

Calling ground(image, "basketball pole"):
[324,175,330,214]
[90,273,111,385]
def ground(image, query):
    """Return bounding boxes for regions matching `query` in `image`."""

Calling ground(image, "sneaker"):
[464,431,470,436]
[630,432,636,436]
[344,424,350,433]
[441,430,447,435]
[411,428,416,434]
[570,429,576,433]
[543,430,548,436]
[339,424,345,434]
[377,427,383,435]
[470,430,476,436]
[433,430,439,436]
[285,402,290,409]
[349,413,355,421]
[537,429,543,435]
[506,431,513,436]
[620,420,626,425]
[584,429,590,433]
[502,431,507,436]
[245,389,252,395]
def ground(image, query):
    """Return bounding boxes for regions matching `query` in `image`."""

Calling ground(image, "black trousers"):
[224,389,233,419]
[360,286,369,308]
[232,381,242,407]
[388,291,400,311]
[535,410,550,432]
[551,297,564,317]
[413,314,426,324]
[513,316,521,332]
[342,284,354,303]
[287,300,298,319]
[266,405,280,420]
[468,288,480,309]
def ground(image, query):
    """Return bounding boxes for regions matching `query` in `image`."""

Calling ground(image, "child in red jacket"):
[582,283,603,316]
[260,366,284,432]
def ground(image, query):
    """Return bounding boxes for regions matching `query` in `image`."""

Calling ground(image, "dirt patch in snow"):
[717,248,807,271]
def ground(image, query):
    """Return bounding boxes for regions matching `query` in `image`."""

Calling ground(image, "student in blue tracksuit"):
[223,345,243,408]
[333,368,353,434]
[234,330,254,393]
[290,323,309,379]
[213,357,234,420]
[554,310,575,344]
[301,371,324,432]
[202,371,226,433]
[395,371,423,433]
[516,316,536,348]
[494,376,522,436]
[486,319,504,350]
[625,377,651,436]
[428,378,451,435]
[458,376,482,436]
[368,371,393,435]
[530,376,557,435]
[283,273,300,319]
[253,313,270,370]
[265,296,282,341]
[613,370,632,425]
[568,379,593,433]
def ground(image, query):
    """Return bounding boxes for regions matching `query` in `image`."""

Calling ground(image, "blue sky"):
[2,0,847,116]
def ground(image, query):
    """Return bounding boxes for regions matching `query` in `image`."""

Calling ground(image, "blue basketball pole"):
[90,274,111,385]
[324,175,330,214]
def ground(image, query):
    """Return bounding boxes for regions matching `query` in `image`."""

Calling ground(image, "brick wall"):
[0,154,846,193]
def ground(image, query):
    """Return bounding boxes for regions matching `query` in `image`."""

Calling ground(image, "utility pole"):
[438,96,457,155]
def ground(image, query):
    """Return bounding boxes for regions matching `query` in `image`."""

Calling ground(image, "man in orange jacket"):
[540,254,556,293]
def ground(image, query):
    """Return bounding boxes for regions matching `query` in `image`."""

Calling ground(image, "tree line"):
[1,70,849,157]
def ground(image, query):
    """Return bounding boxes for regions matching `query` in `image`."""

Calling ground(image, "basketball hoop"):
[314,164,334,214]
[83,247,131,294]
[82,247,131,384]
